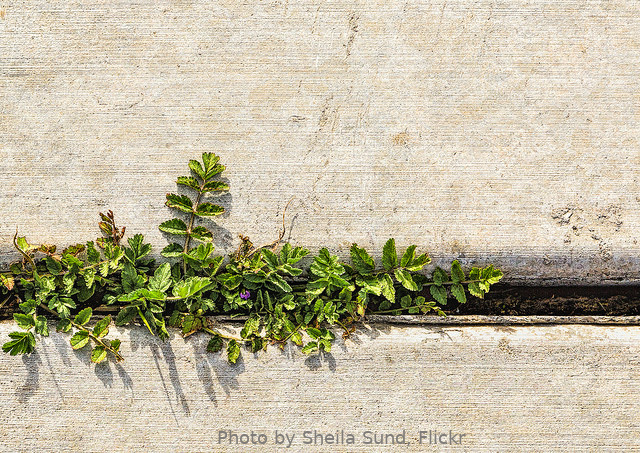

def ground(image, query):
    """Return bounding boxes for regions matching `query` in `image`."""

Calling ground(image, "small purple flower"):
[239,290,251,300]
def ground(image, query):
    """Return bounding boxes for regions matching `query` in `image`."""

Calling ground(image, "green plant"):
[0,153,503,365]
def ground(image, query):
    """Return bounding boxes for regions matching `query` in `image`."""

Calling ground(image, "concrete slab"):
[1,1,640,283]
[0,321,639,452]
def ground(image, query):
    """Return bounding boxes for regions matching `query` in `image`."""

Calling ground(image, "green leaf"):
[227,339,240,364]
[381,274,396,303]
[125,234,152,262]
[45,256,62,275]
[190,226,213,242]
[350,244,375,275]
[176,176,201,191]
[0,274,14,291]
[266,273,292,293]
[56,318,72,333]
[240,317,260,338]
[482,265,504,285]
[121,262,145,293]
[261,249,280,269]
[148,263,172,293]
[394,269,418,291]
[2,331,36,355]
[93,316,111,338]
[451,260,465,283]
[432,267,448,286]
[217,273,242,290]
[35,316,49,336]
[165,193,193,213]
[430,285,447,305]
[13,313,35,330]
[115,306,138,326]
[86,241,101,263]
[202,181,229,192]
[400,245,417,267]
[207,335,224,353]
[405,253,430,271]
[110,339,121,353]
[189,159,205,180]
[382,238,397,271]
[468,281,484,299]
[194,202,224,217]
[91,346,107,363]
[70,330,90,349]
[158,219,188,235]
[172,277,212,299]
[161,243,184,258]
[451,283,467,304]
[74,307,92,326]
[306,327,322,339]
[302,341,318,354]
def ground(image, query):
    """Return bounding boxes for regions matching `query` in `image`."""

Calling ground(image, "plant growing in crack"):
[1,152,504,365]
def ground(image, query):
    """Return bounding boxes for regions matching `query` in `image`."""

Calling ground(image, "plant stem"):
[38,303,124,361]
[182,186,204,275]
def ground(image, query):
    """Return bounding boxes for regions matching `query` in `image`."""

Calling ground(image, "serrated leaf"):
[207,335,223,353]
[266,273,292,293]
[194,202,224,217]
[70,330,90,349]
[400,245,417,267]
[161,243,184,258]
[405,253,431,271]
[176,175,201,191]
[306,327,322,339]
[110,339,121,353]
[468,281,484,299]
[190,226,213,242]
[451,260,465,283]
[382,238,397,271]
[202,181,229,192]
[172,276,212,299]
[240,317,260,338]
[261,249,280,269]
[394,269,418,291]
[91,346,107,363]
[165,193,193,213]
[56,318,72,333]
[13,313,35,330]
[432,267,449,286]
[381,273,395,303]
[189,159,205,179]
[158,219,188,236]
[86,241,100,264]
[227,339,240,364]
[45,256,62,275]
[148,263,172,293]
[35,316,49,336]
[93,316,111,338]
[115,306,138,326]
[451,283,467,304]
[430,285,447,305]
[301,341,318,354]
[74,307,92,326]
[350,243,375,275]
[2,331,36,355]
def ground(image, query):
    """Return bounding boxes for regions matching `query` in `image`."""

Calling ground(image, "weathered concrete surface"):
[0,321,639,452]
[1,1,640,283]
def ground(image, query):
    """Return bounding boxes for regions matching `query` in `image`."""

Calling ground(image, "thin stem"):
[136,306,155,335]
[371,303,439,315]
[38,303,124,361]
[182,189,203,275]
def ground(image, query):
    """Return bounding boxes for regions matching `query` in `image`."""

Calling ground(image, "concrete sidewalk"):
[0,320,638,452]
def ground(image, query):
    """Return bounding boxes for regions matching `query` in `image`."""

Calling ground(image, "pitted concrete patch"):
[0,321,639,452]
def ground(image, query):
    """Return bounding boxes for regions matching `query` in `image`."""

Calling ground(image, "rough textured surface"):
[0,321,639,452]
[1,1,640,283]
